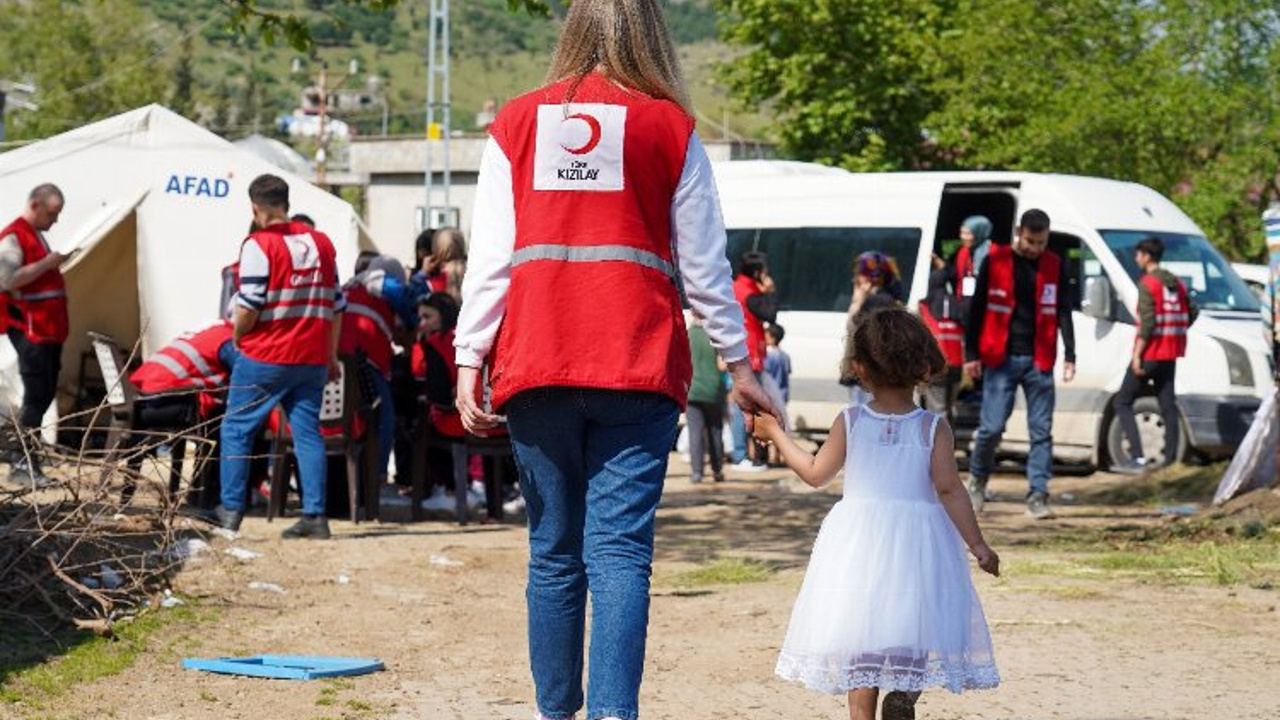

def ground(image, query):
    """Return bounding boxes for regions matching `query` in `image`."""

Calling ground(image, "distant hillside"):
[134,0,766,142]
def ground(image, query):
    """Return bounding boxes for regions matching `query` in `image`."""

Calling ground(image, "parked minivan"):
[712,162,1270,469]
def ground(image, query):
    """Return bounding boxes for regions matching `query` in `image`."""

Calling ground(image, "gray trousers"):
[686,401,725,480]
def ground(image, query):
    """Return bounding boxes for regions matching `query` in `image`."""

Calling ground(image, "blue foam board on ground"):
[182,655,384,680]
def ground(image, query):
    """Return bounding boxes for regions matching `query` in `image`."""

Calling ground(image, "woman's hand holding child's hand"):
[971,544,1000,577]
[752,412,781,444]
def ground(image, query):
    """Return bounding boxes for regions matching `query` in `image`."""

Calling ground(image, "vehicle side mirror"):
[1083,276,1114,320]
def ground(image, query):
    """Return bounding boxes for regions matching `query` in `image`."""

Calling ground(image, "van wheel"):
[1105,397,1187,470]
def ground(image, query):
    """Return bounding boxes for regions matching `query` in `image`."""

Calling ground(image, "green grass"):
[1081,462,1225,507]
[0,602,218,710]
[667,557,776,588]
[1008,537,1280,588]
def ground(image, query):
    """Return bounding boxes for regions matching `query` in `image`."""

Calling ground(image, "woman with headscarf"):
[843,251,904,402]
[453,2,778,718]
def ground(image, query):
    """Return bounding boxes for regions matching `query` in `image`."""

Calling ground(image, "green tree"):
[716,0,957,171]
[170,34,197,120]
[0,0,171,140]
[718,0,1280,258]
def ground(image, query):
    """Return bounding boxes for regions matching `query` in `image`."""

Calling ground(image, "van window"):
[1099,230,1260,313]
[727,227,922,312]
[1049,232,1083,310]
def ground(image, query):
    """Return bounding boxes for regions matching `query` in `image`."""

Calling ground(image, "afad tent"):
[0,104,374,422]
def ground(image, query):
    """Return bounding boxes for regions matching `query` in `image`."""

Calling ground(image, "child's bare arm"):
[930,419,1000,576]
[753,412,846,488]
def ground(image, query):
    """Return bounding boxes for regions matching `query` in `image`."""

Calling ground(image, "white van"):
[712,163,1271,468]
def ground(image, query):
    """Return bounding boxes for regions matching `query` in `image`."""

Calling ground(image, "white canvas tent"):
[0,104,374,420]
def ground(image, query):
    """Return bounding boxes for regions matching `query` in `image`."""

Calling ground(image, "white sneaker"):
[733,458,765,473]
[467,480,485,509]
[420,487,453,511]
[503,495,526,515]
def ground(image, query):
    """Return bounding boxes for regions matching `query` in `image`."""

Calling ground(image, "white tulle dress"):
[775,405,1000,694]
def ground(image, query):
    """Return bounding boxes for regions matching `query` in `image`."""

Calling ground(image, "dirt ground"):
[4,459,1280,720]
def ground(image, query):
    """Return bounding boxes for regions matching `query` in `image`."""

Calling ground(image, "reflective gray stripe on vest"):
[259,304,335,322]
[15,289,67,301]
[1039,307,1057,316]
[170,339,216,378]
[512,244,676,280]
[1155,312,1189,323]
[347,301,394,341]
[1152,326,1188,336]
[264,286,336,304]
[152,354,221,387]
[988,303,1013,315]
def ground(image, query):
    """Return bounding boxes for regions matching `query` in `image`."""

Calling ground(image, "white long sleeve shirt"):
[455,133,748,368]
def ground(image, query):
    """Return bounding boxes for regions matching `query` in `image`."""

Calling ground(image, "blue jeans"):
[505,387,680,720]
[969,355,1055,495]
[220,355,329,516]
[371,370,395,481]
[727,401,747,463]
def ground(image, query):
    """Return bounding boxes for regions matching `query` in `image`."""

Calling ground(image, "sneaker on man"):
[966,477,987,513]
[732,458,765,473]
[281,514,330,540]
[1114,457,1150,475]
[214,504,244,532]
[502,494,526,515]
[1026,491,1055,520]
[10,459,55,489]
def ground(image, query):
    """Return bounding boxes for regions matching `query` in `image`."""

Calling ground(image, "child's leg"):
[847,688,878,720]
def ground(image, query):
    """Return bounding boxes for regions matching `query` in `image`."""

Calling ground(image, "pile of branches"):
[0,416,217,638]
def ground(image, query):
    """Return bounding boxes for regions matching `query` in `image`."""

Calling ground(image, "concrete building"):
[348,133,773,264]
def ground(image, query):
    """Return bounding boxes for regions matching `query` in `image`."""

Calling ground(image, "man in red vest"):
[215,174,345,539]
[963,209,1076,519]
[0,183,70,485]
[1112,237,1196,472]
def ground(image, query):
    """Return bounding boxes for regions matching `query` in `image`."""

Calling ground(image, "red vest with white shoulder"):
[485,73,694,410]
[339,283,396,377]
[130,321,234,395]
[1139,272,1190,360]
[978,243,1061,371]
[2,217,69,344]
[237,222,339,366]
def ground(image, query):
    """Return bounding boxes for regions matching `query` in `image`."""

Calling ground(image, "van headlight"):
[1214,337,1254,388]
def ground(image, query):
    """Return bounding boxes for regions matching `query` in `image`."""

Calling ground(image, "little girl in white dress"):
[754,307,1000,720]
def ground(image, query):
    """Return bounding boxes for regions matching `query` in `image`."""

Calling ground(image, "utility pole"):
[423,0,452,230]
[294,59,358,189]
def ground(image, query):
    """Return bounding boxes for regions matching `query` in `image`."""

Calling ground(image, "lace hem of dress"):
[775,652,1001,694]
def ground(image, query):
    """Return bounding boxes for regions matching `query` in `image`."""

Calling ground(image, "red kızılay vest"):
[734,274,767,372]
[485,72,695,410]
[1140,273,1190,361]
[130,321,234,395]
[978,243,1061,371]
[339,282,396,378]
[3,217,69,344]
[919,301,964,367]
[238,221,339,366]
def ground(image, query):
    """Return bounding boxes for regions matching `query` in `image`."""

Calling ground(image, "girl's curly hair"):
[842,307,946,390]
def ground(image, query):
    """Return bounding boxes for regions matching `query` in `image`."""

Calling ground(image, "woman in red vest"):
[454,2,776,718]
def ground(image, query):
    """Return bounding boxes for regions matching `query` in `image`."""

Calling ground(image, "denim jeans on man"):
[505,387,679,720]
[969,355,1054,495]
[220,355,329,516]
[370,370,395,480]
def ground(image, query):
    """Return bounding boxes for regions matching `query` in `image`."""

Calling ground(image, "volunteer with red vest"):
[963,209,1076,520]
[1112,236,1197,473]
[453,2,776,718]
[215,174,345,540]
[339,254,429,483]
[922,216,993,422]
[0,183,70,485]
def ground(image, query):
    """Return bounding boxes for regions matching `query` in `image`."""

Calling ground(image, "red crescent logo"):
[561,113,603,155]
